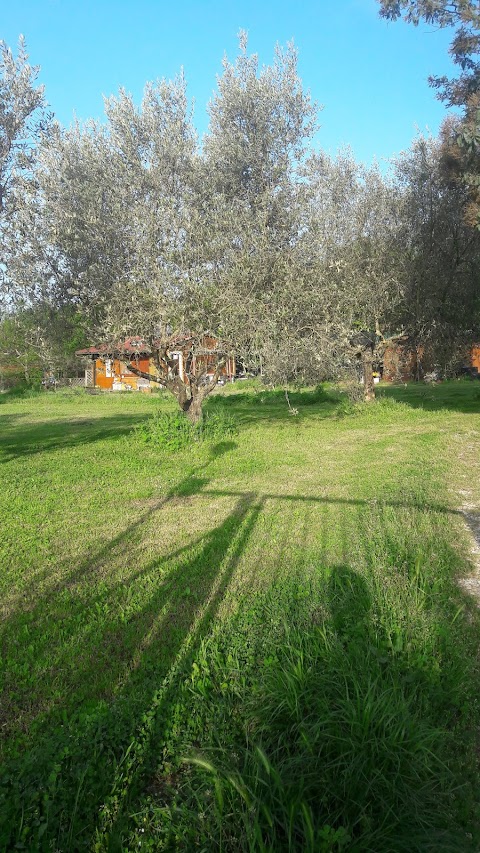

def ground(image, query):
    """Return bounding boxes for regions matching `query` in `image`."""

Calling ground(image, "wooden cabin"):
[382,338,426,382]
[76,335,236,391]
[76,339,154,391]
[171,334,236,384]
[382,338,480,381]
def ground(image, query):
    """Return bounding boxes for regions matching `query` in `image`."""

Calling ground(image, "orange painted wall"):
[91,348,234,389]
[94,357,152,390]
[472,345,480,371]
[94,359,114,389]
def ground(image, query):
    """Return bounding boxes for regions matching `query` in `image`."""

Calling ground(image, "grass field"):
[1,381,480,851]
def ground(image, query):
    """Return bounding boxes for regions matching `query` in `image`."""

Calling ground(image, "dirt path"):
[452,430,480,605]
[458,501,480,604]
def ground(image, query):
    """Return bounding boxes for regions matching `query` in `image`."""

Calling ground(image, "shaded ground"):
[0,383,479,849]
[378,379,480,414]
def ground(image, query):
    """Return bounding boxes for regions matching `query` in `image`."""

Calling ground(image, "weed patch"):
[134,407,238,451]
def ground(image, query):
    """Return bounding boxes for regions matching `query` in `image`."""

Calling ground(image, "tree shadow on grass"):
[463,509,480,552]
[214,379,480,422]
[378,381,480,414]
[0,498,261,850]
[0,442,247,850]
[176,559,477,851]
[0,441,237,656]
[201,487,462,518]
[0,412,26,428]
[207,386,342,426]
[0,413,150,462]
[2,452,479,850]
[316,565,471,849]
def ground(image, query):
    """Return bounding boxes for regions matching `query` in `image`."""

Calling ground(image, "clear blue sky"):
[2,0,457,167]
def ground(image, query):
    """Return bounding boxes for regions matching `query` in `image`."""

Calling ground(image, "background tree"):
[393,134,480,373]
[0,36,50,303]
[300,149,405,398]
[7,75,202,402]
[6,32,477,406]
[197,34,319,385]
[378,0,480,225]
[0,311,41,388]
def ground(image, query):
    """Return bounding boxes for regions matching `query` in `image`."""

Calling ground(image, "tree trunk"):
[362,347,375,402]
[184,382,212,423]
[127,358,218,423]
[185,396,204,424]
[159,374,206,423]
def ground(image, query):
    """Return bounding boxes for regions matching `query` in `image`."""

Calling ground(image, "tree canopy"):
[1,33,479,409]
[378,0,480,225]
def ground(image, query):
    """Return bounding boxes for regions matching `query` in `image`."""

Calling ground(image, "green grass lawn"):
[0,381,480,851]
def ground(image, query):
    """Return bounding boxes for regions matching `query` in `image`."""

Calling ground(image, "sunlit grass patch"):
[0,382,479,850]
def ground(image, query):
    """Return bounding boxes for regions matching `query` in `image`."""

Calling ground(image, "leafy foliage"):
[2,33,479,399]
[0,36,49,301]
[378,0,480,226]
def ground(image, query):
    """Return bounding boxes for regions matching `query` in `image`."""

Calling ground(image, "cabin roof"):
[75,337,152,357]
[75,333,224,359]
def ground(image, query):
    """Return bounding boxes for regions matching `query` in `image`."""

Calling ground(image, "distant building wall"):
[382,341,426,382]
[471,345,480,371]
[382,340,480,381]
[92,357,152,390]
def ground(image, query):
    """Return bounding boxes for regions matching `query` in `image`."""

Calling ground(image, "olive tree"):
[196,34,320,385]
[378,0,480,226]
[299,149,405,398]
[0,37,50,303]
[393,134,480,374]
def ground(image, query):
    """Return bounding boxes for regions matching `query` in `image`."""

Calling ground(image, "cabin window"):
[105,359,113,378]
[168,351,184,381]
